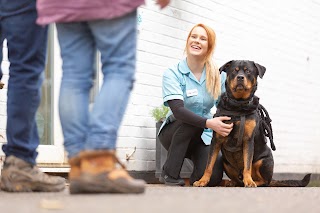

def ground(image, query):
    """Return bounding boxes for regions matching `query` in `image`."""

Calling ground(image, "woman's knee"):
[189,153,223,186]
[158,121,202,150]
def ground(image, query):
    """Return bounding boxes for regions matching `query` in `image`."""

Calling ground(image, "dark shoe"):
[0,155,66,192]
[159,170,185,186]
[68,156,81,194]
[69,150,145,194]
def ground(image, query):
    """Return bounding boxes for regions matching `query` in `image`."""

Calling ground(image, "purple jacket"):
[36,0,144,25]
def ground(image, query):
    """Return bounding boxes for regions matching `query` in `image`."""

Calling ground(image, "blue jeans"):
[0,0,48,165]
[56,11,137,158]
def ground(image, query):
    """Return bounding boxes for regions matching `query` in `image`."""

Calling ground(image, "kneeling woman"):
[158,23,233,186]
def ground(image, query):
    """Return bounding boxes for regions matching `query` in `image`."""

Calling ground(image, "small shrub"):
[151,105,169,122]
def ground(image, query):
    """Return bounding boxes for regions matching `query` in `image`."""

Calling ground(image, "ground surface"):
[0,184,319,213]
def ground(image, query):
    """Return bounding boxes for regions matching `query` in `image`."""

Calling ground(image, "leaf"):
[150,105,169,122]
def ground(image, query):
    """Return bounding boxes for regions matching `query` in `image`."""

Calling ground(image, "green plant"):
[151,105,169,122]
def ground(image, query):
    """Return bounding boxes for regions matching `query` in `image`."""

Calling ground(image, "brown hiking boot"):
[68,156,81,194]
[0,155,66,192]
[68,150,145,194]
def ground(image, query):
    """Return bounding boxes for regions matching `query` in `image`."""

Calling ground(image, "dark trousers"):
[0,0,48,165]
[158,120,223,186]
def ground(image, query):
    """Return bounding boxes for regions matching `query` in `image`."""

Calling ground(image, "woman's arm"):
[167,99,207,128]
[168,99,233,136]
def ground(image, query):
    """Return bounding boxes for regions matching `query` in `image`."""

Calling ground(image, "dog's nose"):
[237,75,244,81]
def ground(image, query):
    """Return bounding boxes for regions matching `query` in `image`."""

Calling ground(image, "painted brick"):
[117,148,156,162]
[117,137,156,150]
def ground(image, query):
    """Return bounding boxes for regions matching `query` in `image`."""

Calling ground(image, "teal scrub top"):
[159,58,226,145]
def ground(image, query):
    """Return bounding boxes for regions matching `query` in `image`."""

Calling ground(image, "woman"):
[158,23,233,186]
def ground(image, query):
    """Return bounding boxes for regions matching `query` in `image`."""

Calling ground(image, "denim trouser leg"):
[57,11,137,158]
[56,22,96,158]
[85,11,137,152]
[0,6,47,165]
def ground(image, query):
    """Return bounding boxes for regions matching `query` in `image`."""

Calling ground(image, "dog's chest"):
[222,120,244,152]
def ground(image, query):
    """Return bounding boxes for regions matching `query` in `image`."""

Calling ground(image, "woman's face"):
[187,26,209,59]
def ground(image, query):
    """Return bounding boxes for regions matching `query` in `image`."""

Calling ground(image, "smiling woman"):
[187,27,209,59]
[185,24,220,99]
[157,23,233,186]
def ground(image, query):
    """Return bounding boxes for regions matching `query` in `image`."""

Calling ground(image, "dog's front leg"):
[243,139,256,187]
[193,136,223,187]
[243,120,257,187]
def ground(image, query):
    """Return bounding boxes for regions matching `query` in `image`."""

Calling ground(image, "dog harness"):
[215,92,276,152]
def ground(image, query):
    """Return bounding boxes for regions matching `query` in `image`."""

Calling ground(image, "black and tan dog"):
[193,60,311,187]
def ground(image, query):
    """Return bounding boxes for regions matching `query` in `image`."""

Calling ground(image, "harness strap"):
[258,104,276,151]
[237,115,246,147]
[216,92,276,152]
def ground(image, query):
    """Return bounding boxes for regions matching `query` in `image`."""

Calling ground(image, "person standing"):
[0,0,65,192]
[158,23,233,186]
[36,0,170,194]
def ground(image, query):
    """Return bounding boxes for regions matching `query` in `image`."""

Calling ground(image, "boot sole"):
[0,180,65,192]
[1,165,66,192]
[69,175,145,194]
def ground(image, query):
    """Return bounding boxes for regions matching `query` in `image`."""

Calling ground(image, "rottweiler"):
[193,60,311,187]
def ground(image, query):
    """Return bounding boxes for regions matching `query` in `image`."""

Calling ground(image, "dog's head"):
[219,60,266,100]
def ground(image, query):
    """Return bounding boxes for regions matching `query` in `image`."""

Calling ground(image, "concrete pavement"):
[0,184,319,213]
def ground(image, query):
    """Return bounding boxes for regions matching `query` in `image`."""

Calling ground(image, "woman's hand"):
[156,0,170,9]
[206,116,233,137]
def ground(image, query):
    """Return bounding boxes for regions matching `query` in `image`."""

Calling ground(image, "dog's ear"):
[219,60,233,73]
[254,62,266,78]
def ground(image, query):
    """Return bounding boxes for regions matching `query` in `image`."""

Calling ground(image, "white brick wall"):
[0,0,319,174]
[118,0,320,173]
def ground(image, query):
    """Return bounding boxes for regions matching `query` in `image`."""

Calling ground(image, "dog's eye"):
[246,70,251,74]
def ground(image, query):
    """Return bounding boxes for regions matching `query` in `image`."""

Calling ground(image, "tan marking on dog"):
[242,145,255,187]
[216,133,230,142]
[242,120,257,187]
[244,119,256,137]
[251,160,269,186]
[230,76,253,99]
[243,170,256,187]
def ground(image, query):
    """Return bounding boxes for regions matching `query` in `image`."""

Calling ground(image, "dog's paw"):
[193,179,209,187]
[243,179,257,188]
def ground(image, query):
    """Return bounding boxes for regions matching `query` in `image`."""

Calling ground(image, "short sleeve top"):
[159,58,226,145]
